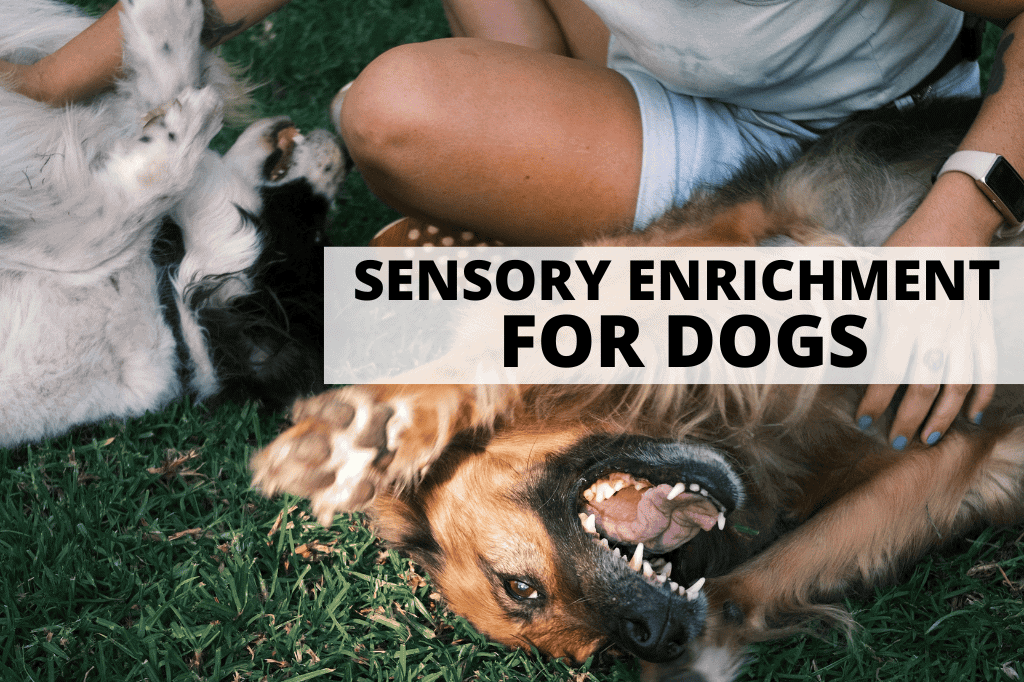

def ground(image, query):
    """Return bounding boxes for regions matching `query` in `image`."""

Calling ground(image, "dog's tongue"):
[585,483,719,553]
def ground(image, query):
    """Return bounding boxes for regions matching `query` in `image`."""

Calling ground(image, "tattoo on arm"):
[987,31,1014,96]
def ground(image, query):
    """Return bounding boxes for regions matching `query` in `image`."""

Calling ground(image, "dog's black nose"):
[614,598,695,662]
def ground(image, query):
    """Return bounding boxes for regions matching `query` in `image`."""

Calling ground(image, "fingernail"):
[857,415,873,430]
[925,431,941,446]
[972,412,984,425]
[892,435,908,451]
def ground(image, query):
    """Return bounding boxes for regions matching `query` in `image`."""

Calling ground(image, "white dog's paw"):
[120,0,206,107]
[102,86,222,195]
[160,85,223,152]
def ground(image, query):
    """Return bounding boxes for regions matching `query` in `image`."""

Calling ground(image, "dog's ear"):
[370,496,443,574]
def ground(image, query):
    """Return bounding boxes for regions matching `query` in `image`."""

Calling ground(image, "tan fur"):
[251,381,1024,675]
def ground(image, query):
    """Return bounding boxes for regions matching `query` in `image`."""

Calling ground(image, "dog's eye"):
[504,578,540,601]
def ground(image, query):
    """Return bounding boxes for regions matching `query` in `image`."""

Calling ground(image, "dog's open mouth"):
[573,440,745,600]
[264,121,303,181]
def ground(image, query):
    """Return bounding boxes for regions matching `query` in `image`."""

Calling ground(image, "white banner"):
[324,246,1022,385]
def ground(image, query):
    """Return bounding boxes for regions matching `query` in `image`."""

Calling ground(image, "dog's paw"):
[120,0,206,106]
[102,86,221,194]
[251,385,475,524]
[160,85,223,152]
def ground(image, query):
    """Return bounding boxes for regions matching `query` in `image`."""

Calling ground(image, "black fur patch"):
[194,178,329,409]
[151,218,191,390]
[387,497,443,575]
[150,173,328,411]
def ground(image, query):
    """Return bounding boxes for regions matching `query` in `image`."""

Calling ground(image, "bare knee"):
[338,40,462,179]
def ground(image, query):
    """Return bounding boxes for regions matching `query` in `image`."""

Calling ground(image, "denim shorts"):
[622,60,982,230]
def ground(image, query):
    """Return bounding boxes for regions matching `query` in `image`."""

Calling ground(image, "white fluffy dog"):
[0,0,345,448]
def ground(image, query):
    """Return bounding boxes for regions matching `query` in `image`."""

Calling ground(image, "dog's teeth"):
[685,577,706,601]
[667,482,687,500]
[699,488,709,497]
[658,561,673,578]
[578,512,588,522]
[689,483,701,492]
[583,488,595,502]
[642,561,654,578]
[612,480,625,492]
[629,543,644,572]
[597,482,616,502]
[583,514,598,535]
[600,538,610,549]
[612,547,622,559]
[717,511,726,530]
[669,581,680,594]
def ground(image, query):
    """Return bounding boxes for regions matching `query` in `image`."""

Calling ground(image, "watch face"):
[985,156,1024,223]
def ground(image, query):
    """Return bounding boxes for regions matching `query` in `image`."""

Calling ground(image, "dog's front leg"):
[118,0,206,113]
[93,0,221,240]
[251,384,523,523]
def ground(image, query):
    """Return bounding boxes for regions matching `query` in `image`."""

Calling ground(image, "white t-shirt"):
[588,0,963,120]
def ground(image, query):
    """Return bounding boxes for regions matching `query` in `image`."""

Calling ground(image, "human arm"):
[0,0,290,105]
[857,2,1024,447]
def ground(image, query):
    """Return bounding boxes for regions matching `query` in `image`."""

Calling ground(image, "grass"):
[2,2,1022,681]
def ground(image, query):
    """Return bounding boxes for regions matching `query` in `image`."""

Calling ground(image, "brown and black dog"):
[251,99,1024,681]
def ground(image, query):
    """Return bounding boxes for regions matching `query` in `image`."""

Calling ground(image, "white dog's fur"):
[0,0,344,447]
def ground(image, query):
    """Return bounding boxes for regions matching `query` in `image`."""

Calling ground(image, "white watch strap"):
[935,150,999,183]
[936,150,1024,236]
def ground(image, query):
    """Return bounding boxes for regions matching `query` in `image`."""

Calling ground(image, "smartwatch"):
[935,151,1024,236]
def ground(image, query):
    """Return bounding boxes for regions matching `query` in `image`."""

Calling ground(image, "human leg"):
[339,37,641,245]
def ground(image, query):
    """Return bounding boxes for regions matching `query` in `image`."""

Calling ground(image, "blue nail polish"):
[892,435,908,451]
[973,412,984,425]
[857,415,873,430]
[926,431,941,445]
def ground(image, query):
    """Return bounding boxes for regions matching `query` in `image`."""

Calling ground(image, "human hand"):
[854,261,997,449]
[855,176,1004,449]
[856,382,994,450]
